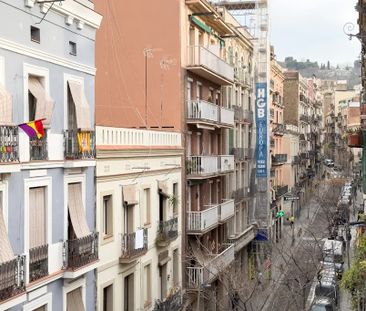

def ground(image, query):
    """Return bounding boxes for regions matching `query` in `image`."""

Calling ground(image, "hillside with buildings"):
[280,57,361,89]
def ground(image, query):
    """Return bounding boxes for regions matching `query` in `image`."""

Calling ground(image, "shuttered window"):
[0,191,13,263]
[28,76,54,125]
[67,81,91,130]
[29,187,46,249]
[68,183,90,238]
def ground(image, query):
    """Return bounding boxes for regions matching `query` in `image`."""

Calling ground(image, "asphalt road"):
[262,180,348,311]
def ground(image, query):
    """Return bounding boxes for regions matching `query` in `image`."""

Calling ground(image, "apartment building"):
[269,55,286,242]
[0,1,101,310]
[283,72,311,210]
[94,1,183,310]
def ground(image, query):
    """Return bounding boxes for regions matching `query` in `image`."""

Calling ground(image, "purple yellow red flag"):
[18,119,45,139]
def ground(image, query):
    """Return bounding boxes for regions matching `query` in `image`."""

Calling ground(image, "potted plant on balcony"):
[347,127,362,148]
[168,194,179,209]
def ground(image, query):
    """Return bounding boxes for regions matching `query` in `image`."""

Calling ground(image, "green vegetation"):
[341,236,366,309]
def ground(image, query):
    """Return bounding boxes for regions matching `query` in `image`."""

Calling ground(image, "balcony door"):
[67,86,77,131]
[158,193,168,223]
[124,273,134,311]
[29,187,46,249]
[124,204,134,234]
[159,263,168,300]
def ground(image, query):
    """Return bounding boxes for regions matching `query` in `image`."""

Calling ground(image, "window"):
[67,287,85,311]
[124,274,134,311]
[144,264,151,307]
[103,284,113,311]
[69,41,77,56]
[103,195,113,237]
[29,187,46,249]
[173,249,179,286]
[143,188,151,225]
[33,306,46,311]
[172,183,178,216]
[30,26,40,43]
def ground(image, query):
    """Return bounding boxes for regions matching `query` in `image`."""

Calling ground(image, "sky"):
[270,0,361,66]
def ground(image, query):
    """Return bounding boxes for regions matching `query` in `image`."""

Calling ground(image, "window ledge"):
[101,234,114,245]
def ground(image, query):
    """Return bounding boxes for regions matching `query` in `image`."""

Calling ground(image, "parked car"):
[324,159,334,167]
[314,275,339,306]
[310,296,336,311]
[321,239,344,278]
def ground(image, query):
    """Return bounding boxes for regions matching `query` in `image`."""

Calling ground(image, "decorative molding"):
[40,3,48,14]
[76,20,84,30]
[23,292,52,311]
[24,0,35,8]
[0,37,96,75]
[65,15,74,26]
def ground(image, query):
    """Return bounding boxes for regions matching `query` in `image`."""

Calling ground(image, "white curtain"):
[67,287,86,311]
[68,183,90,238]
[0,83,12,125]
[0,191,14,263]
[68,81,91,130]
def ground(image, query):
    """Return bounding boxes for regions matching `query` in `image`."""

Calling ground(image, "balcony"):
[228,225,255,253]
[218,199,235,222]
[231,187,250,202]
[156,217,178,247]
[272,123,285,136]
[186,155,218,176]
[64,232,99,270]
[220,106,234,127]
[187,100,219,125]
[0,126,18,163]
[64,130,95,160]
[30,130,48,161]
[348,132,362,148]
[187,244,234,288]
[186,155,234,178]
[274,185,288,199]
[187,45,234,85]
[153,288,183,311]
[270,108,274,120]
[231,148,254,161]
[270,138,275,148]
[272,154,287,165]
[292,156,300,165]
[187,204,219,234]
[0,256,25,304]
[300,114,309,123]
[243,110,254,123]
[29,244,48,283]
[120,229,148,263]
[220,155,234,172]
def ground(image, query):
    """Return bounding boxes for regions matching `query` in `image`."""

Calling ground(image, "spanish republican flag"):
[18,119,45,139]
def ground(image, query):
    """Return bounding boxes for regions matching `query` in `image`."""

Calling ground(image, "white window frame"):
[63,73,84,130]
[24,176,52,284]
[62,277,86,311]
[0,180,9,230]
[63,173,86,241]
[23,292,52,311]
[22,63,50,162]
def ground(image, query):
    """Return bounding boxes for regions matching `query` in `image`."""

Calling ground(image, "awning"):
[122,185,137,205]
[68,183,90,238]
[0,83,12,125]
[68,80,91,130]
[29,187,46,248]
[28,77,54,126]
[0,207,14,263]
[158,180,170,197]
[67,287,86,311]
[190,16,211,34]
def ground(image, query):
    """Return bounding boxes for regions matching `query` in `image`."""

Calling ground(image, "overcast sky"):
[269,0,361,66]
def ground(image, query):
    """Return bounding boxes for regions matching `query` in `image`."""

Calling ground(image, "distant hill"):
[279,57,361,89]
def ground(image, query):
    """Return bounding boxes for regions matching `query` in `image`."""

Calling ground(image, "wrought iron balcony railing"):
[156,217,178,247]
[274,185,288,199]
[120,229,148,262]
[0,255,25,302]
[0,125,18,163]
[29,244,48,283]
[230,147,254,161]
[300,114,310,123]
[153,288,183,311]
[292,156,300,165]
[30,130,48,161]
[64,232,99,270]
[272,154,287,165]
[231,187,251,202]
[272,123,285,135]
[64,129,95,160]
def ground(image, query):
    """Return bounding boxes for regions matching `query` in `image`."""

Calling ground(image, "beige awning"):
[0,204,14,263]
[67,287,86,311]
[68,80,91,130]
[28,77,54,126]
[29,187,46,249]
[0,83,12,125]
[122,185,137,205]
[68,183,90,238]
[158,180,170,197]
